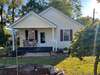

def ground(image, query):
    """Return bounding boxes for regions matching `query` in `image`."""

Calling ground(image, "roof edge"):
[9,12,33,28]
[9,10,56,29]
[40,6,84,28]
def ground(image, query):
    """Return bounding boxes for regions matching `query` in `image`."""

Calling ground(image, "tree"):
[8,0,22,23]
[77,16,93,26]
[26,0,48,13]
[71,0,81,18]
[77,16,100,26]
[49,0,73,16]
[0,0,8,46]
[18,5,28,16]
[71,24,100,75]
[49,0,81,18]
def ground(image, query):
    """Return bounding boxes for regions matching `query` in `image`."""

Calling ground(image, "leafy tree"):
[71,24,100,75]
[8,0,22,23]
[0,0,8,46]
[49,0,73,16]
[71,0,81,18]
[26,0,48,13]
[49,0,81,18]
[77,16,93,26]
[18,5,29,16]
[77,16,100,26]
[0,0,22,46]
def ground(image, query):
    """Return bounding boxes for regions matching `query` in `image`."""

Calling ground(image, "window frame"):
[60,29,72,41]
[63,30,71,41]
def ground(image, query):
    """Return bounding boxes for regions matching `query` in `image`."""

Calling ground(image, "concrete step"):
[23,53,50,57]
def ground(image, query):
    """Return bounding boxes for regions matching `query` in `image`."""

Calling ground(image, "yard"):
[0,56,100,75]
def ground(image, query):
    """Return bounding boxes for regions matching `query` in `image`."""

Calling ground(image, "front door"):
[40,32,45,43]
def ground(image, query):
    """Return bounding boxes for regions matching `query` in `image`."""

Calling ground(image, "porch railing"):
[23,39,37,47]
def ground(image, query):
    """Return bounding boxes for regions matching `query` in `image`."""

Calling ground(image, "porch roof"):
[10,11,56,29]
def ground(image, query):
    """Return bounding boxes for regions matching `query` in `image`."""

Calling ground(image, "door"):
[40,32,45,43]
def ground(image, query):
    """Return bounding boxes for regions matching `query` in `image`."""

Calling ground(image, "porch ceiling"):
[11,11,56,29]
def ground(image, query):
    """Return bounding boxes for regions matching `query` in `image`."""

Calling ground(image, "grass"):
[0,55,66,65]
[56,56,100,75]
[0,56,100,75]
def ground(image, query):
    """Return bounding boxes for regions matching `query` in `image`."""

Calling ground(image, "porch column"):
[12,29,15,51]
[52,28,55,51]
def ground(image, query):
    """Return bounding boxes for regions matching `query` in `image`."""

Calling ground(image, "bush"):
[64,47,68,51]
[0,47,8,57]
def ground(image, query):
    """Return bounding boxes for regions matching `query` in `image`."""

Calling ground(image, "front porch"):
[12,28,57,52]
[10,11,57,52]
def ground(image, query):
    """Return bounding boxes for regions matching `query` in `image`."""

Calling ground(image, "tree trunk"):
[0,5,3,24]
[94,55,99,75]
[0,5,5,46]
[12,0,15,23]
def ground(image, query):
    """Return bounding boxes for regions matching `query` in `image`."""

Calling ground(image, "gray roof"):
[11,11,56,29]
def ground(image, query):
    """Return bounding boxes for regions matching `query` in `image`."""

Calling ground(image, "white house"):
[10,7,84,51]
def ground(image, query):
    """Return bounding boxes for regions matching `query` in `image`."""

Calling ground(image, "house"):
[10,7,83,52]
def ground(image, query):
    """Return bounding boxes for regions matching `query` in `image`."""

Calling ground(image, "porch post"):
[52,28,55,51]
[12,29,15,51]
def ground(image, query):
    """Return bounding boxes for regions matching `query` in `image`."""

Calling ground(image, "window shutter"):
[25,30,28,40]
[35,30,38,41]
[60,30,63,41]
[70,29,73,41]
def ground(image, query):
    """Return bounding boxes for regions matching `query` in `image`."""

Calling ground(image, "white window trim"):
[63,29,71,41]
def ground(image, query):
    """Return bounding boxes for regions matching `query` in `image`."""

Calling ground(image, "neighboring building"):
[10,7,84,51]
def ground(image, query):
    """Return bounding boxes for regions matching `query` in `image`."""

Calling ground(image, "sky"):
[81,0,100,19]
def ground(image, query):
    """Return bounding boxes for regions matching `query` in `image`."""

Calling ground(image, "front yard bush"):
[0,47,8,57]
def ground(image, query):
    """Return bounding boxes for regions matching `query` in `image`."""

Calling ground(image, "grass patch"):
[0,56,100,75]
[56,56,100,75]
[0,55,66,65]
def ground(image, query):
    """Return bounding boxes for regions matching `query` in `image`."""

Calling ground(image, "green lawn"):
[0,56,100,75]
[0,55,66,65]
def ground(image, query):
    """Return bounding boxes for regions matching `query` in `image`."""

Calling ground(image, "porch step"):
[17,47,52,53]
[23,53,50,57]
[9,47,52,57]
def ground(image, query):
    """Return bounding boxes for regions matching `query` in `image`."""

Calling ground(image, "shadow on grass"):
[0,55,67,66]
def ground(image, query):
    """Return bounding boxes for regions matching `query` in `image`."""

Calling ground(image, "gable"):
[39,7,84,29]
[11,11,56,29]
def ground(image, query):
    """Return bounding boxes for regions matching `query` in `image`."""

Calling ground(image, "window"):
[40,32,45,43]
[64,30,70,41]
[60,29,72,41]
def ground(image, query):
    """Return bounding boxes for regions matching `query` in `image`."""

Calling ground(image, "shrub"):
[64,47,68,51]
[0,47,8,56]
